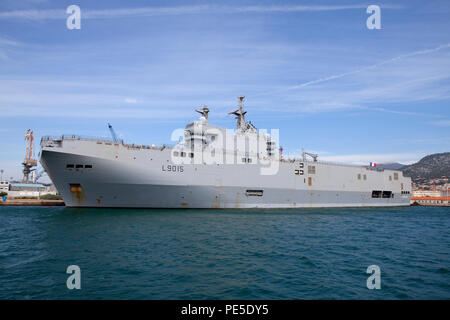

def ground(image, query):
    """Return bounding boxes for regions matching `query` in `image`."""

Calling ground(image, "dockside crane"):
[22,129,37,183]
[30,168,46,183]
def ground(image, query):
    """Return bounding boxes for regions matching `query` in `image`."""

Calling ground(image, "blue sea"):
[0,206,448,299]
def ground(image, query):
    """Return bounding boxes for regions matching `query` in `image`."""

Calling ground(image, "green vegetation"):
[14,196,38,199]
[40,194,62,200]
[0,192,7,197]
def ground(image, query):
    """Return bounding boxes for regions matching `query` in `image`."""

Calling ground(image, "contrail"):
[287,43,450,90]
[0,4,403,20]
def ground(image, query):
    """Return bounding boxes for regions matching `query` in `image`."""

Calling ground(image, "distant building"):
[0,181,9,192]
[411,197,449,206]
[412,190,441,197]
[1,182,58,198]
[411,189,449,206]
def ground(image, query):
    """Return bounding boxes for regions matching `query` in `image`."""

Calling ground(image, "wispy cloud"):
[430,120,450,127]
[0,4,403,20]
[357,106,442,118]
[0,36,21,46]
[124,98,137,104]
[0,36,22,61]
[0,9,63,20]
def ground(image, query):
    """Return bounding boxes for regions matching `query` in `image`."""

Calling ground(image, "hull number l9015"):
[162,165,184,172]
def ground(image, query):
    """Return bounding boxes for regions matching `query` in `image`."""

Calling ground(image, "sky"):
[0,0,449,181]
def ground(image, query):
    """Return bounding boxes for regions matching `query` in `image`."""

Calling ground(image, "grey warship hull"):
[40,138,412,208]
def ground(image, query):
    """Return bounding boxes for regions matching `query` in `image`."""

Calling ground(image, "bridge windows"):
[308,166,316,174]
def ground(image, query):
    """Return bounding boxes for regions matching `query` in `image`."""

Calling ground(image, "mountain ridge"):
[402,152,450,179]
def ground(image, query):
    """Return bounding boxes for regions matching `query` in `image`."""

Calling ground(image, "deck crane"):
[108,123,119,143]
[302,150,319,162]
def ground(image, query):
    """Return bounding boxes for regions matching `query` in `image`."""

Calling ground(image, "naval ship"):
[40,96,412,208]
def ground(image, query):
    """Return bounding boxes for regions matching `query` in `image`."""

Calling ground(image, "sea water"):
[0,206,448,299]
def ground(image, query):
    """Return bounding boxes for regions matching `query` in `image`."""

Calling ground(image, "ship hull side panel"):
[40,147,411,208]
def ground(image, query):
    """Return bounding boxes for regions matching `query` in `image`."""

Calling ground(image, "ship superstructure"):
[40,97,412,208]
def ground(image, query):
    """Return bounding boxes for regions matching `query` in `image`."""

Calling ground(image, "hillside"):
[376,162,405,170]
[402,152,450,181]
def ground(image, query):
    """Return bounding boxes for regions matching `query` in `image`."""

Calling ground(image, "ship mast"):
[229,96,247,130]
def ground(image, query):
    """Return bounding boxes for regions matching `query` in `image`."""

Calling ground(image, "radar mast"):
[229,96,247,130]
[195,105,210,120]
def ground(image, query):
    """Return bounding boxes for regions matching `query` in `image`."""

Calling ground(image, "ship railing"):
[314,160,386,171]
[313,159,378,169]
[281,157,356,168]
[41,135,175,151]
[41,135,118,144]
[123,143,175,151]
[280,156,389,170]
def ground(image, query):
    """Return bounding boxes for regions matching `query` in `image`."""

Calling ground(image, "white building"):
[412,190,441,197]
[1,182,58,198]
